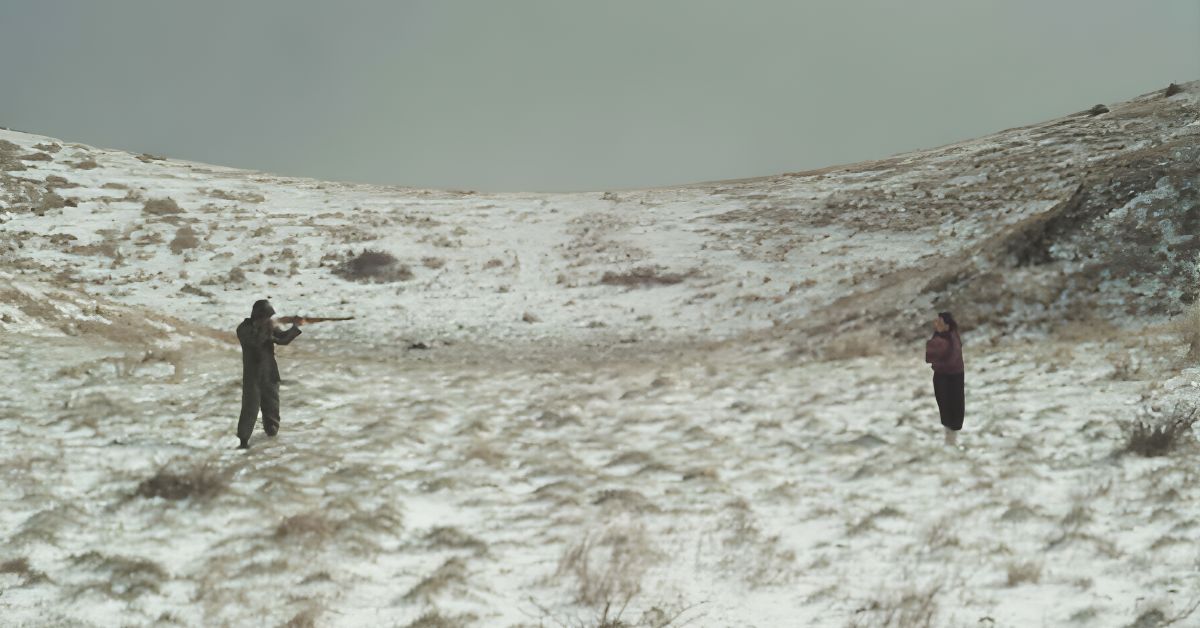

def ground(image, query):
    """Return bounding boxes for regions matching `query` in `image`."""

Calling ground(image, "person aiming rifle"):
[235,301,354,449]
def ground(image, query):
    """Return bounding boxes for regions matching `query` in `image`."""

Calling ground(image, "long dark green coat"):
[237,318,301,444]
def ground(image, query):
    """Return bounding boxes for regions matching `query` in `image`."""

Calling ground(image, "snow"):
[2,81,1200,626]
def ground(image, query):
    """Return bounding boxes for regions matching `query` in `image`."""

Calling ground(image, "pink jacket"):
[925,331,964,374]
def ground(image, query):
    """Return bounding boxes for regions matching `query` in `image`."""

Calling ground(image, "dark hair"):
[937,311,962,344]
[251,299,275,320]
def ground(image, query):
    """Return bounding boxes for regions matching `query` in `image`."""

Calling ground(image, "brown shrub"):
[32,142,60,153]
[19,152,52,162]
[482,258,503,270]
[334,249,412,282]
[71,159,99,170]
[422,257,445,269]
[143,197,183,215]
[101,182,129,190]
[135,462,228,501]
[599,266,694,288]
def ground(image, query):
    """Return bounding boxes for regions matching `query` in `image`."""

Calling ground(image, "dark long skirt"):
[933,372,965,431]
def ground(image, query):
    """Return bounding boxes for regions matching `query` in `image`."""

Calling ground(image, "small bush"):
[334,249,412,282]
[71,159,99,170]
[599,266,694,288]
[1122,405,1198,457]
[143,197,183,215]
[1165,83,1183,97]
[135,462,228,501]
[19,151,53,162]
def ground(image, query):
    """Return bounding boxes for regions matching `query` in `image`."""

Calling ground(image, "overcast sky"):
[2,1,1197,192]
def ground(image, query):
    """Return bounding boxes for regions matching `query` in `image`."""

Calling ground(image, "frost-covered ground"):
[2,82,1200,627]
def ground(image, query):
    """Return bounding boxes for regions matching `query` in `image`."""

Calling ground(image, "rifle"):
[275,315,355,326]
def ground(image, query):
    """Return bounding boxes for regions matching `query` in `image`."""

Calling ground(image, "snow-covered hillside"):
[1,82,1199,627]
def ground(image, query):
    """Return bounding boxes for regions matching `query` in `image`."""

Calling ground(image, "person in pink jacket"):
[925,311,965,446]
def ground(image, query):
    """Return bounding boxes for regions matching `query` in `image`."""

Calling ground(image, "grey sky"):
[2,1,1197,192]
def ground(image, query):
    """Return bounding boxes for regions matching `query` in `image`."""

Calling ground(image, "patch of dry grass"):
[556,523,660,606]
[0,557,49,585]
[847,582,942,628]
[1122,405,1197,457]
[206,188,265,203]
[143,197,183,215]
[274,512,337,544]
[169,225,200,254]
[334,249,413,282]
[599,266,694,288]
[135,461,229,501]
[1005,560,1042,586]
[69,551,167,600]
[403,557,467,603]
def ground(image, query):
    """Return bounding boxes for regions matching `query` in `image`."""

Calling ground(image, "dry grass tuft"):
[847,582,941,628]
[274,512,337,543]
[403,557,467,603]
[1005,560,1042,586]
[823,329,892,361]
[424,526,488,555]
[334,249,413,282]
[70,551,167,600]
[599,266,694,288]
[0,557,49,585]
[135,461,229,501]
[206,188,265,203]
[281,607,322,628]
[556,523,660,606]
[70,158,99,170]
[169,225,200,254]
[44,175,77,190]
[422,256,446,269]
[1122,405,1197,457]
[1173,300,1200,360]
[402,610,476,628]
[143,197,183,215]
